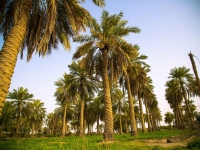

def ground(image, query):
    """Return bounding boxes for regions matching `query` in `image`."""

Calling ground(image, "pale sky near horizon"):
[0,0,200,125]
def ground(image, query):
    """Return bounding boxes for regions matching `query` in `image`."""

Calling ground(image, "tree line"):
[0,0,199,141]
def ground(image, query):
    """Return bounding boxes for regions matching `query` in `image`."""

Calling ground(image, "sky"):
[0,0,200,125]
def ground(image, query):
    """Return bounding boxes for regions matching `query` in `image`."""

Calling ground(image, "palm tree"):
[7,87,33,136]
[73,10,140,140]
[129,60,149,133]
[0,0,105,112]
[0,101,16,136]
[28,99,46,136]
[91,95,104,134]
[67,61,99,136]
[165,79,185,129]
[111,84,124,134]
[164,112,174,129]
[169,66,194,124]
[188,52,200,95]
[54,73,73,136]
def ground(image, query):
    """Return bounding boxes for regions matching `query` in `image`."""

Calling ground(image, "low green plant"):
[186,138,200,150]
[0,129,193,150]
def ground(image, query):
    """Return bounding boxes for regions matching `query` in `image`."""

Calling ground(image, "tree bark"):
[180,84,194,124]
[119,113,123,134]
[97,113,100,134]
[61,102,67,136]
[188,52,200,95]
[0,1,32,112]
[125,73,138,136]
[102,48,114,141]
[138,95,145,133]
[32,124,35,137]
[144,99,151,132]
[79,98,84,137]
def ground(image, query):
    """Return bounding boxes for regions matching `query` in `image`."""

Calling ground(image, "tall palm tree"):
[0,0,105,112]
[54,73,74,136]
[67,61,99,136]
[169,66,194,124]
[73,10,140,140]
[165,79,185,129]
[7,87,34,136]
[188,52,200,95]
[129,62,149,133]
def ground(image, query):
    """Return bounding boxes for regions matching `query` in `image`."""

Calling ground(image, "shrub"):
[186,138,200,150]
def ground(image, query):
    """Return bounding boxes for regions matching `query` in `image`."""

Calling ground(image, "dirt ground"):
[134,137,196,147]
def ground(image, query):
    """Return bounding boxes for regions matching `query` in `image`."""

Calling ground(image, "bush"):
[186,138,200,150]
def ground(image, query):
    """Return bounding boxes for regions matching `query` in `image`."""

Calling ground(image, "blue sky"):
[0,0,200,124]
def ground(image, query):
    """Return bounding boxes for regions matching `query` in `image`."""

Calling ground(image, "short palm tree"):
[7,87,34,136]
[28,99,46,136]
[164,112,174,129]
[73,10,140,141]
[112,84,124,134]
[0,101,16,135]
[169,66,194,124]
[0,0,105,112]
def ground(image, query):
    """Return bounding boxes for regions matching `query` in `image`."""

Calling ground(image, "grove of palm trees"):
[0,0,200,149]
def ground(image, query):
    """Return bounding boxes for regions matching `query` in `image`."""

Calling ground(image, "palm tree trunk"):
[180,84,194,123]
[144,99,151,132]
[149,109,155,131]
[79,99,84,137]
[125,73,138,136]
[32,124,35,137]
[83,118,86,135]
[101,48,114,141]
[188,52,200,95]
[61,102,67,137]
[138,95,145,133]
[119,112,123,134]
[0,1,32,113]
[16,106,20,137]
[177,105,184,129]
[97,113,100,134]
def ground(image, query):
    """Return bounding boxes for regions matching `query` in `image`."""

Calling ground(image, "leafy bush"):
[186,138,200,150]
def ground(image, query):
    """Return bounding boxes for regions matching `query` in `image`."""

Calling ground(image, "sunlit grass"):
[0,129,193,150]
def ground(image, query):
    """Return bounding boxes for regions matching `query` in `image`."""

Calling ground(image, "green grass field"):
[0,129,198,150]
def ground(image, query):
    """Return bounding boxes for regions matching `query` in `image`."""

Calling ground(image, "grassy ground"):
[0,129,197,150]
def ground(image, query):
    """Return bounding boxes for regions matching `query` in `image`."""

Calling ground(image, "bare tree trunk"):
[181,84,194,124]
[61,102,67,137]
[0,0,32,113]
[125,73,138,136]
[119,113,123,134]
[144,100,151,132]
[138,95,145,133]
[188,52,200,95]
[79,98,84,137]
[102,48,114,141]
[97,114,100,134]
[32,124,35,137]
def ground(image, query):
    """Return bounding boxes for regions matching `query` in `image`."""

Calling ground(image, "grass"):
[0,129,196,150]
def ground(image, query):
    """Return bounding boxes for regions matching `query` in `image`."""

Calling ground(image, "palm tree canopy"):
[0,0,105,61]
[73,10,140,80]
[67,61,99,99]
[7,87,34,102]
